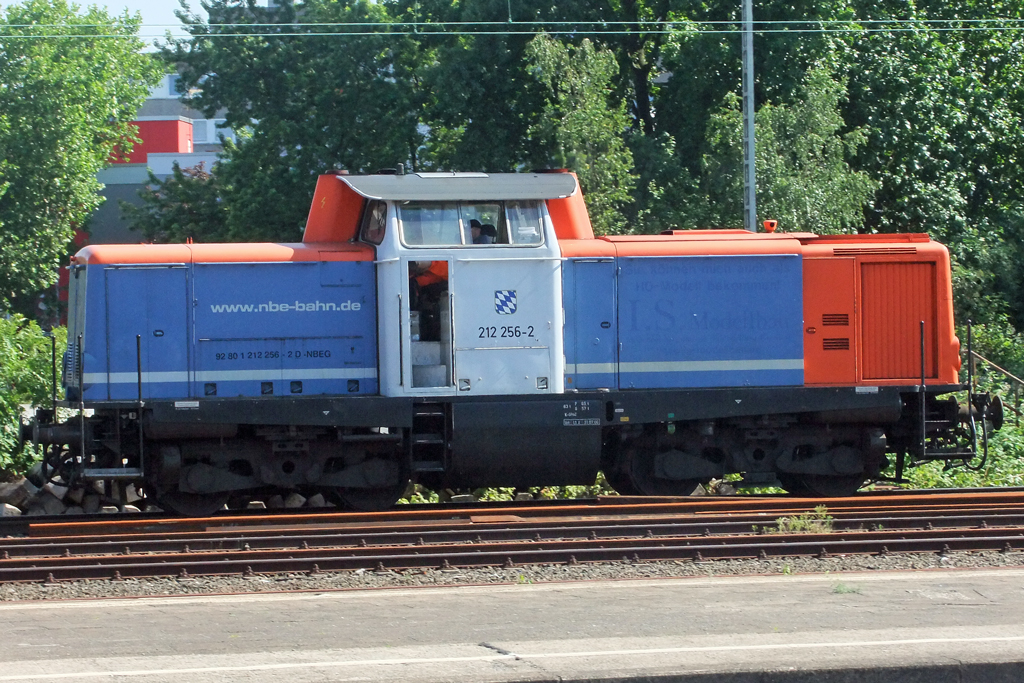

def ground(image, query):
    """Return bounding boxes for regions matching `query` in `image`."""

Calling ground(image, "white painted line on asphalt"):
[2,634,1024,680]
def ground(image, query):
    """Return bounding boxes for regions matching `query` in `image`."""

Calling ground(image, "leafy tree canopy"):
[121,162,228,243]
[0,0,162,311]
[526,34,635,234]
[696,63,877,234]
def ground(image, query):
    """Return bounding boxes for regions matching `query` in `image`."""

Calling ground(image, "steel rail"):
[5,510,1024,560]
[12,502,1024,547]
[3,491,1024,583]
[2,526,1022,583]
[17,489,1024,539]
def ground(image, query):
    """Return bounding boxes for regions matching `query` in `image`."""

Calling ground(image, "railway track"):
[3,490,1024,583]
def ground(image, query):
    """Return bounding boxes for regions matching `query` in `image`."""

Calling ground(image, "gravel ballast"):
[3,549,1023,602]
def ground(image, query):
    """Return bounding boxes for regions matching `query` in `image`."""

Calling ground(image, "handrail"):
[971,350,1023,423]
[970,351,1024,387]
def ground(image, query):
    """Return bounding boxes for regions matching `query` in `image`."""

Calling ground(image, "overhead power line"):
[2,18,1024,39]
[5,19,1024,28]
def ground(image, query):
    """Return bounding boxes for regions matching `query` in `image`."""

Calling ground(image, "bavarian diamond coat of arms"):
[494,290,517,315]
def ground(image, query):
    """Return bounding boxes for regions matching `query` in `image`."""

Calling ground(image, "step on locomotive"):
[25,170,1002,514]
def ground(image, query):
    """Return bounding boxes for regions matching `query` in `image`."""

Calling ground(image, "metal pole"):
[741,0,757,232]
[967,321,978,455]
[50,335,57,411]
[919,321,926,461]
[77,334,85,474]
[136,334,145,474]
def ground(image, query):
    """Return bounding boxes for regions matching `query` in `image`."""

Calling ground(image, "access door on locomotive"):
[355,172,570,397]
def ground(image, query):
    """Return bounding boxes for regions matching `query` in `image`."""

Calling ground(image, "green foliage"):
[122,163,229,243]
[397,484,440,505]
[476,487,518,502]
[533,471,617,500]
[0,0,162,311]
[167,0,424,241]
[694,63,877,233]
[0,318,65,475]
[412,0,549,173]
[772,506,834,534]
[526,34,636,234]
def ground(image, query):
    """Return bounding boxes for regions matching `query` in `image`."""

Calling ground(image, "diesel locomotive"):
[25,170,1001,514]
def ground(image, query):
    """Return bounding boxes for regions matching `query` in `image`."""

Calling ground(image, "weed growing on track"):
[772,506,834,534]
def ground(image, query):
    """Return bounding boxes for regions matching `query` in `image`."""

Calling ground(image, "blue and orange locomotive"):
[27,171,1000,514]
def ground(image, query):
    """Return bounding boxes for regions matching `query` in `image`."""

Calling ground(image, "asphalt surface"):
[2,568,1024,682]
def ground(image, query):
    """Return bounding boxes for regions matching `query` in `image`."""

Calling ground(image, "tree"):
[121,163,229,243]
[692,63,876,233]
[0,0,162,311]
[410,0,551,173]
[630,0,858,229]
[0,316,65,474]
[168,0,424,239]
[526,34,636,234]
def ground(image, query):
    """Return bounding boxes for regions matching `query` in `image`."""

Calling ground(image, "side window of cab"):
[360,200,387,245]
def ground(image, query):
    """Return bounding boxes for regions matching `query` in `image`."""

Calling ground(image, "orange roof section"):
[303,174,365,243]
[75,242,373,265]
[545,173,595,241]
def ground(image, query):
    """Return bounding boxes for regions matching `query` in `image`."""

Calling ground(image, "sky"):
[0,0,233,44]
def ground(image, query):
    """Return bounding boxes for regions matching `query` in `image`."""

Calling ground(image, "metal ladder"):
[410,402,448,474]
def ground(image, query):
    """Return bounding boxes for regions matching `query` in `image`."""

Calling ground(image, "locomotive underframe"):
[28,383,987,513]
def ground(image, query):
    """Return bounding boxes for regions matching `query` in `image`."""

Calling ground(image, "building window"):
[192,120,208,143]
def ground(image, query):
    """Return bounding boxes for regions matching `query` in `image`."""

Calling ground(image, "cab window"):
[506,201,544,245]
[461,203,505,245]
[359,200,387,245]
[399,203,461,246]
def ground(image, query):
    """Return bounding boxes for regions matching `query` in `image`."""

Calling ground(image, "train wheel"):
[625,443,702,497]
[788,474,865,498]
[777,474,811,496]
[331,479,409,511]
[156,489,231,517]
[602,468,641,496]
[328,456,410,511]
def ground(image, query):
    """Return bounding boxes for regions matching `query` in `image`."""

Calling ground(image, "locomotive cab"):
[337,173,568,398]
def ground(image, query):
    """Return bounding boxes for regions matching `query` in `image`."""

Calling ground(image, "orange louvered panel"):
[803,258,857,384]
[860,262,937,380]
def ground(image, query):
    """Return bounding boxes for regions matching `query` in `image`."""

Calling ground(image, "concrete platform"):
[1,568,1024,682]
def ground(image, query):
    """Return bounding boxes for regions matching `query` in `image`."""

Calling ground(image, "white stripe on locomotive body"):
[86,368,377,385]
[619,359,804,373]
[563,363,616,375]
[564,360,803,375]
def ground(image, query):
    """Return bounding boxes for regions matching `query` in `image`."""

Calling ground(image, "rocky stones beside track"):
[0,474,339,516]
[0,478,38,509]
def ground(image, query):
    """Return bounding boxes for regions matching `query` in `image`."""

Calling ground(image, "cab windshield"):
[398,201,544,247]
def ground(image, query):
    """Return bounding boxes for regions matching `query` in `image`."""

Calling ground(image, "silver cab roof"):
[337,172,578,202]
